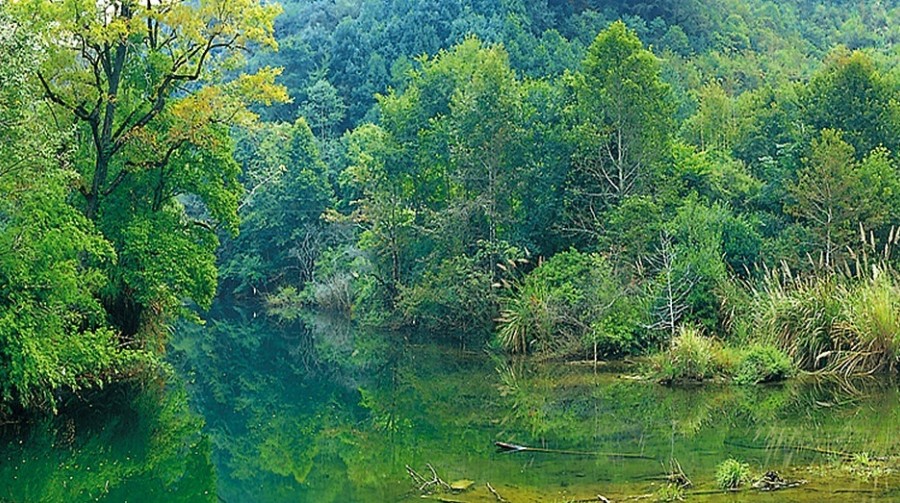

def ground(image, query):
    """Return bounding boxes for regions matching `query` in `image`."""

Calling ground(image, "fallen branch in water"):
[495,441,655,460]
[752,471,807,491]
[665,457,692,488]
[486,482,509,502]
[406,463,452,493]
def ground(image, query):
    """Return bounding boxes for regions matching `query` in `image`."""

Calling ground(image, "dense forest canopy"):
[4,0,900,415]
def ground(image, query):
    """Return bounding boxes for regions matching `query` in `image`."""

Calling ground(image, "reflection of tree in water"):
[167,306,900,501]
[491,360,900,484]
[172,303,515,502]
[0,384,215,503]
[171,302,397,502]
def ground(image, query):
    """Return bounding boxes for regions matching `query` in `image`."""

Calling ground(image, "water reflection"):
[2,304,900,502]
[0,385,215,502]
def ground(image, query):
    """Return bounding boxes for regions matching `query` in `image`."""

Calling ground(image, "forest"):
[7,1,900,501]
[3,0,900,426]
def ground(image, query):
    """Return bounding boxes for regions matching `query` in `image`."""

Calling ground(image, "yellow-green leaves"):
[5,0,288,345]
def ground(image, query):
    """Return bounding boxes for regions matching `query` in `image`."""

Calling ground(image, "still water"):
[2,302,900,502]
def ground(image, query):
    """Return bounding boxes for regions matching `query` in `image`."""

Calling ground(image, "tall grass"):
[651,325,730,382]
[832,272,900,374]
[747,261,900,376]
[750,269,843,370]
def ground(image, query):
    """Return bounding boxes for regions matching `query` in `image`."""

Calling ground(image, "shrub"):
[496,282,553,353]
[715,458,751,490]
[397,255,496,345]
[734,344,794,384]
[652,325,721,383]
[495,249,645,356]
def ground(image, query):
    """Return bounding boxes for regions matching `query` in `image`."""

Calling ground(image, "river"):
[2,301,899,502]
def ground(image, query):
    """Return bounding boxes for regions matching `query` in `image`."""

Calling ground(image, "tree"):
[0,14,147,412]
[800,50,900,158]
[11,0,287,339]
[298,76,346,141]
[567,21,675,237]
[446,39,527,278]
[222,119,335,296]
[683,81,742,153]
[342,124,416,301]
[787,129,864,269]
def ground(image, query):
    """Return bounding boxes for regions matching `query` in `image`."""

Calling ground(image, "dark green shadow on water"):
[3,302,900,502]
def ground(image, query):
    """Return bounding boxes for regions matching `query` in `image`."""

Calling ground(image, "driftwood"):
[751,471,807,491]
[564,496,612,503]
[486,482,509,502]
[665,457,692,488]
[407,463,452,494]
[495,441,655,460]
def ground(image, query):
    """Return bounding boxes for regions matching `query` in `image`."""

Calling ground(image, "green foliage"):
[837,271,900,374]
[715,458,752,490]
[0,15,154,413]
[746,263,900,375]
[8,0,286,344]
[734,344,794,384]
[748,271,845,370]
[567,20,674,234]
[397,255,496,345]
[651,326,725,383]
[654,483,685,502]
[496,250,642,356]
[787,130,867,268]
[222,118,335,296]
[800,50,900,157]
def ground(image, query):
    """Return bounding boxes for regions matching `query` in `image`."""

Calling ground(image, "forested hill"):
[253,0,900,128]
[223,0,900,376]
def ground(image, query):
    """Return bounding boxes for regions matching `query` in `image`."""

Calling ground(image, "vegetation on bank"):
[252,15,900,380]
[0,0,285,415]
[5,0,900,416]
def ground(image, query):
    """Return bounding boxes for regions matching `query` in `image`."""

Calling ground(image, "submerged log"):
[494,441,656,460]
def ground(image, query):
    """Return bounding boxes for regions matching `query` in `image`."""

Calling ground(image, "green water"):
[3,303,900,502]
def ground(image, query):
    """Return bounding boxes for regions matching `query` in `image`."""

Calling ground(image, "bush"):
[715,458,751,490]
[496,281,553,354]
[652,325,724,383]
[495,249,645,356]
[734,344,794,384]
[397,255,496,345]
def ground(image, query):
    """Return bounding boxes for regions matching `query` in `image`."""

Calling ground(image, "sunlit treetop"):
[7,0,288,219]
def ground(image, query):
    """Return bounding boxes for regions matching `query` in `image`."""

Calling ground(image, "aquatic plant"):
[654,483,685,502]
[842,452,895,481]
[715,458,751,490]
